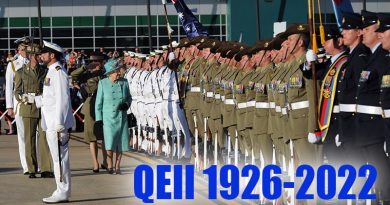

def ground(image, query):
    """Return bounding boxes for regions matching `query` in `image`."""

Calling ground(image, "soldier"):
[377,13,390,160]
[338,11,371,154]
[249,40,275,166]
[234,46,255,164]
[5,37,29,174]
[377,16,390,204]
[357,10,390,203]
[40,41,74,203]
[303,26,348,168]
[71,52,107,173]
[14,41,54,179]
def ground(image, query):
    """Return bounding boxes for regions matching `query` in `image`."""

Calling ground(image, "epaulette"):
[55,66,62,71]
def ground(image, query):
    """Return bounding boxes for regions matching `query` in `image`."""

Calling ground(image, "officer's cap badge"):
[297,25,305,31]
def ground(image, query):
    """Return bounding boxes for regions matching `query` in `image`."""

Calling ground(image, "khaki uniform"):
[185,57,206,137]
[14,64,52,174]
[221,67,240,145]
[71,66,104,142]
[234,69,254,153]
[286,54,316,165]
[209,63,230,148]
[250,64,274,162]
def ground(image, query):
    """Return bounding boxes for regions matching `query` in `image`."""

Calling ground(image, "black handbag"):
[127,113,137,128]
[93,120,104,141]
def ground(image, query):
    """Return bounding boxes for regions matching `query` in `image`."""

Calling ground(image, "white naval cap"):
[171,41,179,48]
[154,50,164,54]
[150,52,156,56]
[161,45,168,51]
[41,40,65,54]
[127,51,136,57]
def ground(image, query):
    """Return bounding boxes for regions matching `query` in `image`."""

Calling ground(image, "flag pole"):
[308,0,320,136]
[147,0,153,52]
[162,0,183,109]
[37,0,43,46]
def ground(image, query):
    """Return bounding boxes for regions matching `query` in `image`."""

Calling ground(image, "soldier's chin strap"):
[289,34,302,56]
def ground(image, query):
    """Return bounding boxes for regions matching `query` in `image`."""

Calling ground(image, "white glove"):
[168,52,175,62]
[307,133,317,144]
[335,134,342,147]
[34,96,43,108]
[56,124,66,133]
[161,0,167,4]
[306,49,318,62]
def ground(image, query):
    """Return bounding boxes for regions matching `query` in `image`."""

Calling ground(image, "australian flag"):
[171,0,208,39]
[332,0,354,28]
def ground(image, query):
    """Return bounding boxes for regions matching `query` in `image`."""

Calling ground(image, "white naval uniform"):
[162,66,192,159]
[5,55,28,173]
[41,61,74,199]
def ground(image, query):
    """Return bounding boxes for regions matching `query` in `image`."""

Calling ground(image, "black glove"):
[118,102,129,111]
[167,59,180,71]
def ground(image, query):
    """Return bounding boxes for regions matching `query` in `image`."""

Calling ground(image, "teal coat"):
[95,77,131,152]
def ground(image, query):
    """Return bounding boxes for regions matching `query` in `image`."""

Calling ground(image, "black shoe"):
[92,168,99,173]
[100,164,107,170]
[108,168,114,175]
[23,172,29,175]
[29,173,37,178]
[41,172,54,178]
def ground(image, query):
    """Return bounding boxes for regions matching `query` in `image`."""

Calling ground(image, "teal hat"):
[104,59,120,75]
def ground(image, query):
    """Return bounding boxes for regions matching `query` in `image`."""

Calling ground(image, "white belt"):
[357,105,383,115]
[339,104,356,113]
[269,102,276,108]
[225,99,236,105]
[237,102,247,109]
[215,94,221,99]
[290,100,309,110]
[190,87,201,92]
[247,101,256,107]
[384,109,390,118]
[256,102,270,109]
[206,92,214,98]
[282,108,287,115]
[333,105,340,113]
[221,96,225,101]
[275,106,282,113]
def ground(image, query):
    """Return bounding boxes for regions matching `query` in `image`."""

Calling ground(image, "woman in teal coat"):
[95,59,131,174]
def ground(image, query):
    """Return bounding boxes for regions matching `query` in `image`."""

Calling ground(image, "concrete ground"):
[0,132,258,205]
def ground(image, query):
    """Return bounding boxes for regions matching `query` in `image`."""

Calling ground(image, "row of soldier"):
[117,11,390,204]
[5,10,390,205]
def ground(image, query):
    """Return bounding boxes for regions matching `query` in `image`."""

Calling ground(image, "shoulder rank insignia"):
[55,66,61,71]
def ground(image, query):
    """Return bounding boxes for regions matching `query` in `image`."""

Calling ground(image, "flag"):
[331,0,354,28]
[170,0,208,39]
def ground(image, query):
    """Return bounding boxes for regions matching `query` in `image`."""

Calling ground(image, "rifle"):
[161,0,184,109]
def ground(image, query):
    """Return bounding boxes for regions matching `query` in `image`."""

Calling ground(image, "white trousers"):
[15,114,28,173]
[171,101,192,159]
[46,130,71,198]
